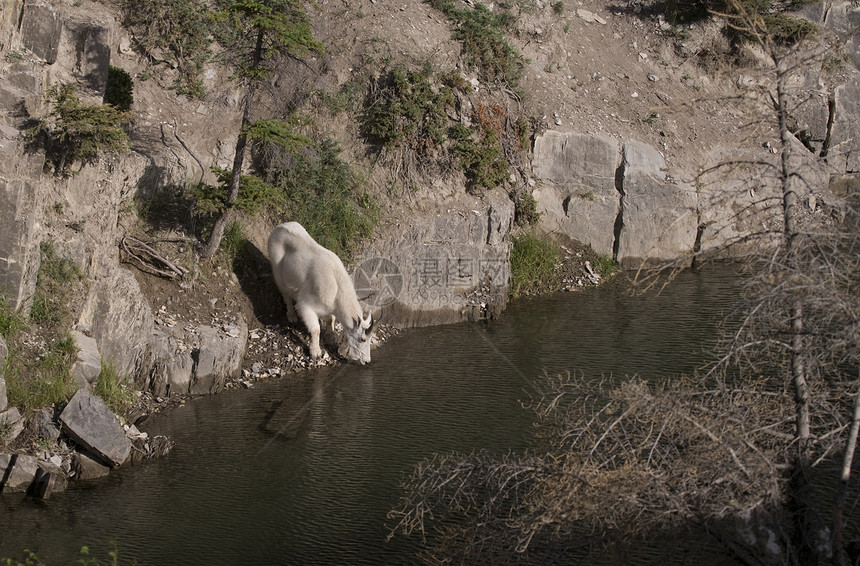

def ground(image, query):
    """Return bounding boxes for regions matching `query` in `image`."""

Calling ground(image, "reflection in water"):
[0,267,743,565]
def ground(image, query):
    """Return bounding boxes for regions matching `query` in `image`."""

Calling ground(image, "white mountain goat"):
[268,222,376,364]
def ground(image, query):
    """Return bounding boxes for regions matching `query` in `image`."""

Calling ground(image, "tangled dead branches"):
[120,236,189,280]
[387,372,801,564]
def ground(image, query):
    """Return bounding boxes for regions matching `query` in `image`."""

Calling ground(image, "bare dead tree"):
[704,3,860,561]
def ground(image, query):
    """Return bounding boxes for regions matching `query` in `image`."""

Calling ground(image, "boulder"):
[0,177,40,310]
[78,266,155,379]
[71,450,111,481]
[141,331,195,396]
[19,1,63,65]
[696,146,782,258]
[68,22,112,93]
[34,408,61,443]
[824,2,860,72]
[71,330,102,390]
[29,460,68,499]
[190,320,247,394]
[615,140,698,266]
[532,131,620,256]
[0,63,43,119]
[167,348,194,395]
[0,454,38,494]
[0,407,25,444]
[0,1,24,52]
[829,80,860,175]
[59,389,131,468]
[0,334,7,410]
[0,81,28,120]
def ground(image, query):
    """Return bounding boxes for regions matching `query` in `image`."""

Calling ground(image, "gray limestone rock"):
[78,267,155,379]
[59,389,131,468]
[0,407,25,444]
[0,177,40,310]
[190,320,248,395]
[30,460,68,499]
[0,454,38,493]
[616,140,697,266]
[357,191,513,328]
[20,1,62,64]
[532,131,620,256]
[71,450,111,481]
[830,81,860,174]
[35,408,61,443]
[0,335,7,410]
[167,349,194,395]
[71,330,102,390]
[0,453,9,484]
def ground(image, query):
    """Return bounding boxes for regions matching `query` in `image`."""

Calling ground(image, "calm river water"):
[0,266,743,565]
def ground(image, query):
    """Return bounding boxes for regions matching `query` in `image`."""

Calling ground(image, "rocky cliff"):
[0,0,858,405]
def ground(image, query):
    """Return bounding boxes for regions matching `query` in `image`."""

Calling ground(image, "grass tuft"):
[5,333,78,411]
[31,241,85,329]
[94,362,136,419]
[510,232,559,297]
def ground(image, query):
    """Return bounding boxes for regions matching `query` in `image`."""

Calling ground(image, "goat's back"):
[267,221,348,302]
[267,222,315,267]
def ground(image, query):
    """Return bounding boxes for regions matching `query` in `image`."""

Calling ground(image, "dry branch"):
[120,236,189,280]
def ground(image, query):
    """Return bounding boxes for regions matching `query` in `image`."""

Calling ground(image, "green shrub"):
[450,102,510,192]
[514,191,541,226]
[660,0,818,46]
[195,167,288,215]
[104,66,134,111]
[759,12,817,44]
[429,0,524,87]
[510,232,559,297]
[1,549,45,566]
[314,76,368,114]
[2,246,87,414]
[29,85,134,176]
[361,65,455,154]
[269,139,377,259]
[3,544,124,566]
[362,65,528,193]
[121,0,212,97]
[220,219,247,259]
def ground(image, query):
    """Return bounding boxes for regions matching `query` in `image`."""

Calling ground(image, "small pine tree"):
[104,66,134,111]
[29,84,135,176]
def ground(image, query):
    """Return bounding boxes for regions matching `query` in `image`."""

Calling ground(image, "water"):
[0,266,742,565]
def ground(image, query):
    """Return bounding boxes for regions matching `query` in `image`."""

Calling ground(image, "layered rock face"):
[0,0,858,401]
[359,189,514,328]
[0,1,249,396]
[531,2,860,266]
[532,67,858,267]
